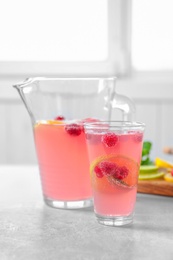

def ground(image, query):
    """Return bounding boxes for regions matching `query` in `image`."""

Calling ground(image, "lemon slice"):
[90,155,139,192]
[47,120,64,125]
[155,157,173,168]
[139,171,165,180]
[34,120,64,129]
[140,165,159,173]
[164,173,173,183]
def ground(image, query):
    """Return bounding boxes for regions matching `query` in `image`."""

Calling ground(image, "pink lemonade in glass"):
[34,119,92,209]
[85,121,145,226]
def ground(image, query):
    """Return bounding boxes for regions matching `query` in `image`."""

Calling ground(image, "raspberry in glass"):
[101,132,119,147]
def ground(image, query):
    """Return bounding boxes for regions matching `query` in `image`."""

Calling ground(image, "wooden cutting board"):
[137,180,173,196]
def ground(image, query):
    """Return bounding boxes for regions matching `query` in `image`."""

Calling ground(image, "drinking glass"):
[84,121,145,226]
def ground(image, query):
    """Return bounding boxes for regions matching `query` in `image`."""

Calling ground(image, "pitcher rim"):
[13,76,117,89]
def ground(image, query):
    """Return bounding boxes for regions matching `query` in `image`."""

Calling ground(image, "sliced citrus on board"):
[140,165,159,174]
[90,155,139,192]
[155,157,173,168]
[164,173,173,183]
[139,171,165,180]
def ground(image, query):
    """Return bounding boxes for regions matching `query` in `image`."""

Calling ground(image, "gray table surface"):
[0,165,173,260]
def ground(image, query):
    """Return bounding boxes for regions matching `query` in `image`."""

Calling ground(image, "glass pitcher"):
[13,77,135,209]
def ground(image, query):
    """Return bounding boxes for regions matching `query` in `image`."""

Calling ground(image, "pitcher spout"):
[13,77,35,90]
[13,77,37,124]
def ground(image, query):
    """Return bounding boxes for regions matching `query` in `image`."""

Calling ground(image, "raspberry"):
[94,165,104,178]
[101,132,119,147]
[65,123,83,136]
[99,161,118,176]
[55,116,65,120]
[113,166,129,180]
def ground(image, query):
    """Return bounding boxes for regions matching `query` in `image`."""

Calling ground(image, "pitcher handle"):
[111,93,136,121]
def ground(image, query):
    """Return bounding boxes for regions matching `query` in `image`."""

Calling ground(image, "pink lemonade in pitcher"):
[85,129,144,217]
[34,119,92,205]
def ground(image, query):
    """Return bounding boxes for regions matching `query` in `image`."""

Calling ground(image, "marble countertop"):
[0,165,173,260]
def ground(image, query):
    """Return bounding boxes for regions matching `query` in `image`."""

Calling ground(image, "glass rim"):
[84,121,145,130]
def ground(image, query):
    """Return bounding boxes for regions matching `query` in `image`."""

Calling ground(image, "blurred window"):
[1,0,172,76]
[0,0,108,62]
[1,0,127,76]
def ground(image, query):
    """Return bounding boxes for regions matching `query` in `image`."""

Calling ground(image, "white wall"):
[118,74,173,162]
[0,75,173,164]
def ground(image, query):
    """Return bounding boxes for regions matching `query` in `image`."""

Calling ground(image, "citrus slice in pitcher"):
[47,120,64,125]
[90,155,139,192]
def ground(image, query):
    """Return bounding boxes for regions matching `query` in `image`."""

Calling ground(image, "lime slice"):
[90,155,139,192]
[140,165,159,173]
[164,173,173,183]
[139,171,165,180]
[155,157,173,168]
